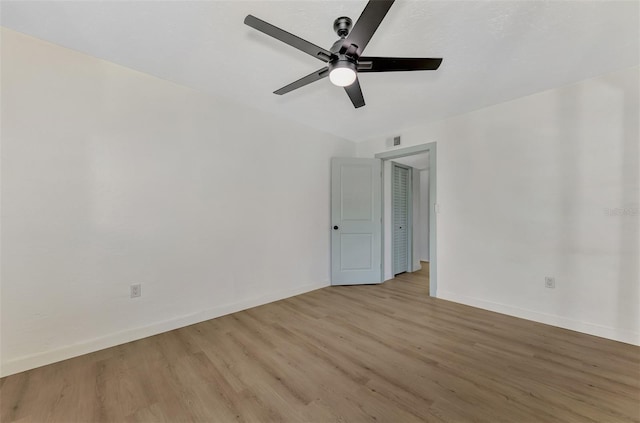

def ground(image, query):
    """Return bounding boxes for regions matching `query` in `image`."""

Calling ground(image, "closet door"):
[393,163,411,275]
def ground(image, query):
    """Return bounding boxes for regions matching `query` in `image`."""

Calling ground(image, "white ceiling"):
[2,1,638,142]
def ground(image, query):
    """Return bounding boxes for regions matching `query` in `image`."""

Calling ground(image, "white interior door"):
[331,158,382,285]
[393,163,411,275]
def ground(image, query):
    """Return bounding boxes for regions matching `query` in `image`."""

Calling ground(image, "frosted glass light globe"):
[329,67,357,87]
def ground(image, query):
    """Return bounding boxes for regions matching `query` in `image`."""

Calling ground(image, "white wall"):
[358,66,640,345]
[419,170,430,261]
[0,29,356,376]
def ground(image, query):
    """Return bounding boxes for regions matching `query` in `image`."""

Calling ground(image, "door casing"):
[375,143,438,297]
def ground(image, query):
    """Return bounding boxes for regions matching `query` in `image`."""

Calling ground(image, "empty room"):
[1,0,639,421]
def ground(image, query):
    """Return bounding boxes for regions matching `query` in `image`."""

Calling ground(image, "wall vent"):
[393,136,401,146]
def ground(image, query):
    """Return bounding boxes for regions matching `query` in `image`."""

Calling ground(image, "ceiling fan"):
[244,0,442,108]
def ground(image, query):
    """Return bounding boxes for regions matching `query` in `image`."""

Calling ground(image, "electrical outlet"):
[544,277,555,289]
[130,283,141,298]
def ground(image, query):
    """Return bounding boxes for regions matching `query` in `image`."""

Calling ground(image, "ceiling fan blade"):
[244,15,333,62]
[358,57,443,72]
[274,67,330,95]
[344,0,395,56]
[344,78,365,108]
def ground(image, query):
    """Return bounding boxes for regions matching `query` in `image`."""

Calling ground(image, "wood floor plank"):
[1,262,639,422]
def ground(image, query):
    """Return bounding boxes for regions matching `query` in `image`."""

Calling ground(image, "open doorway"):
[390,153,430,277]
[375,143,437,296]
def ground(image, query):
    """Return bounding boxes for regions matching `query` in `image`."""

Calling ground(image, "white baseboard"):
[1,281,329,377]
[437,290,640,346]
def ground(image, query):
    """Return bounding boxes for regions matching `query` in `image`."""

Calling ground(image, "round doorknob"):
[333,225,339,230]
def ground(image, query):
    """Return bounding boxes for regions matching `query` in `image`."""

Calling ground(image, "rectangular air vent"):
[393,136,401,146]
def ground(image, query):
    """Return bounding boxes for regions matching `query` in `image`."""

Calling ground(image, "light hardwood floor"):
[1,262,639,422]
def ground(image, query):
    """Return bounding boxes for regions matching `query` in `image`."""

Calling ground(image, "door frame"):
[375,143,438,296]
[391,162,413,276]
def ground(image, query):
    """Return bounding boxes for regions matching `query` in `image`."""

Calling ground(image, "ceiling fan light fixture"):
[329,60,357,87]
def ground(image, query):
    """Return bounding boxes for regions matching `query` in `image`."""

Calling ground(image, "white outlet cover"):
[130,283,141,298]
